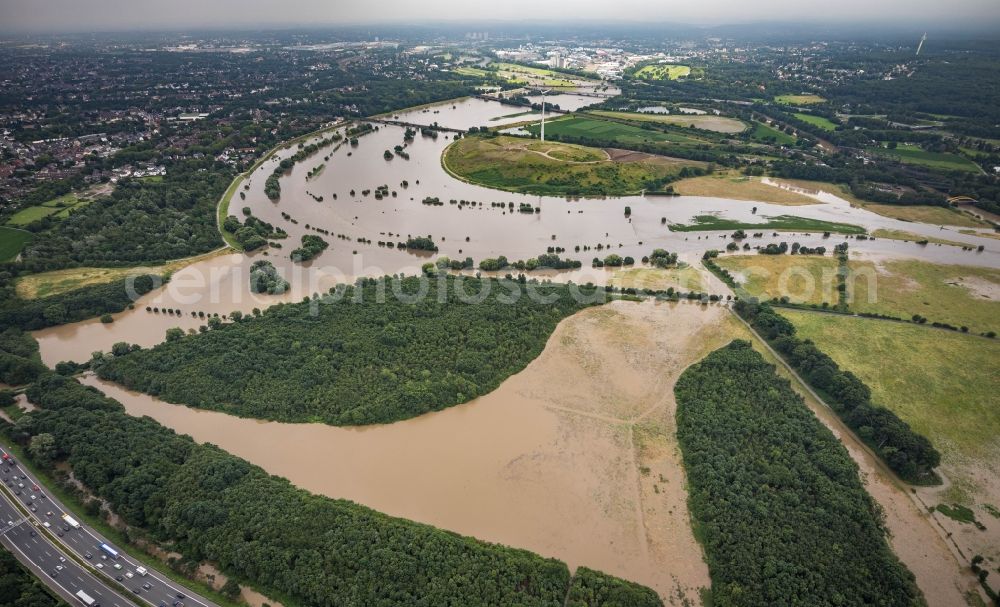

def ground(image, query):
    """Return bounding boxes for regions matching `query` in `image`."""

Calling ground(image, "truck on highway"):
[135,566,148,576]
[75,589,97,606]
[61,513,81,529]
[99,543,118,559]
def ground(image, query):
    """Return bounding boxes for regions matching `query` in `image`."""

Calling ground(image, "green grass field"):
[634,64,691,80]
[784,311,1000,477]
[749,121,797,145]
[716,255,842,305]
[443,135,699,196]
[849,258,1000,333]
[525,115,707,147]
[6,192,92,226]
[0,226,33,262]
[793,113,838,132]
[872,144,980,173]
[669,214,865,234]
[774,94,826,105]
[610,266,704,292]
[587,110,746,134]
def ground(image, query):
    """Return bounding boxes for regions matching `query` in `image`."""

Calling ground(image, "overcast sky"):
[2,0,999,32]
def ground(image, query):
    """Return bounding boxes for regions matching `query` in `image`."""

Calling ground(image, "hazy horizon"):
[2,0,999,34]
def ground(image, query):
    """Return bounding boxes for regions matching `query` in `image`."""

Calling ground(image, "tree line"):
[675,340,922,607]
[0,273,159,332]
[735,301,941,482]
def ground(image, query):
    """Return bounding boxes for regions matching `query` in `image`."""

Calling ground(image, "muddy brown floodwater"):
[81,300,742,604]
[29,95,999,606]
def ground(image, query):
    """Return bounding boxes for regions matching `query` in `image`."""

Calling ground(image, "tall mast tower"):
[916,33,927,56]
[539,89,550,141]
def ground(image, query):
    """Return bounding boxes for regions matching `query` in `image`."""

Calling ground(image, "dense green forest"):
[674,340,921,607]
[4,352,658,607]
[0,550,65,607]
[735,301,941,482]
[18,160,231,272]
[0,273,159,332]
[96,276,599,425]
[565,568,663,607]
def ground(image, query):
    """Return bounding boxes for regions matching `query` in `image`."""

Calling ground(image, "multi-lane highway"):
[0,487,135,607]
[1,444,218,607]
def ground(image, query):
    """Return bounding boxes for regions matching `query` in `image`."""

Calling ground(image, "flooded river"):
[33,98,998,364]
[80,300,731,600]
[27,96,998,604]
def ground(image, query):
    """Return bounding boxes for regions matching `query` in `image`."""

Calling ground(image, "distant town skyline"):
[2,0,999,33]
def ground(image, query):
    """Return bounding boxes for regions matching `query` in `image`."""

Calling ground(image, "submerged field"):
[862,203,987,227]
[443,134,699,196]
[870,228,969,247]
[14,248,231,299]
[672,175,818,205]
[668,213,864,234]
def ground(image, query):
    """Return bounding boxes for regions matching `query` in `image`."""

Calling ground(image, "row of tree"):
[735,301,941,482]
[0,273,159,332]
